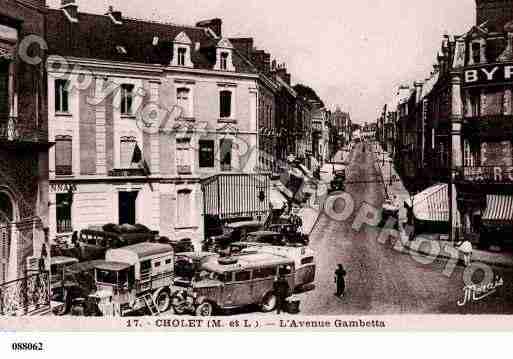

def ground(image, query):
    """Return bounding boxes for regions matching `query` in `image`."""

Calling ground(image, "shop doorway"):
[119,191,138,225]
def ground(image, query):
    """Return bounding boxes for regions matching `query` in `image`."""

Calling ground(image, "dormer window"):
[214,38,235,71]
[172,32,193,68]
[220,52,228,70]
[178,47,187,66]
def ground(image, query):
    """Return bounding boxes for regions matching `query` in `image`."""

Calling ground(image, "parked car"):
[267,224,309,245]
[244,230,290,247]
[202,220,264,253]
[74,223,159,261]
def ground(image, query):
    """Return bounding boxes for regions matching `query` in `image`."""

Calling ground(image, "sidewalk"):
[371,142,513,268]
[373,142,410,224]
[397,235,513,269]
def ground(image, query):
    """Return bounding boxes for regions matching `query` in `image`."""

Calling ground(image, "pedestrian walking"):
[273,275,290,314]
[457,239,473,267]
[334,264,347,297]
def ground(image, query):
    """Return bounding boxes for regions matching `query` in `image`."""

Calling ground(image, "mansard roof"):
[45,8,256,74]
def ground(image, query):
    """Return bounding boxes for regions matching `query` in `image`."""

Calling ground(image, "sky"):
[48,0,475,124]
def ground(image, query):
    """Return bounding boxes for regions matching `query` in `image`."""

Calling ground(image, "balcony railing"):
[108,168,146,177]
[0,116,48,143]
[458,166,513,183]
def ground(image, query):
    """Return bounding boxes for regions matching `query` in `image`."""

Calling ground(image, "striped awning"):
[404,183,461,226]
[483,195,513,223]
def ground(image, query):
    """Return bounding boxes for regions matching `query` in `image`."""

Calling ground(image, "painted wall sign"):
[464,64,513,85]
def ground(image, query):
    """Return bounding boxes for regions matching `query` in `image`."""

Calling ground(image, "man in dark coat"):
[273,275,290,314]
[334,264,347,297]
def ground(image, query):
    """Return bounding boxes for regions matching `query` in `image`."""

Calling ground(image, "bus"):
[190,252,297,316]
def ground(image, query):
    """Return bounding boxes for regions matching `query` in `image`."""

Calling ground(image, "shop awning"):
[483,195,513,223]
[404,183,461,226]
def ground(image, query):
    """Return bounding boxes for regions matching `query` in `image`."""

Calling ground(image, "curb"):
[395,240,513,270]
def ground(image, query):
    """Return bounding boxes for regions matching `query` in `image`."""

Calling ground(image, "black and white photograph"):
[0,0,513,335]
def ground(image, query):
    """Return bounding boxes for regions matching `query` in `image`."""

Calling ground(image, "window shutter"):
[120,137,136,168]
[55,136,72,175]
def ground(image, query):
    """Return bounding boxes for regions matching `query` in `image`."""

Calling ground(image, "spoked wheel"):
[195,302,214,317]
[261,292,277,313]
[156,291,171,313]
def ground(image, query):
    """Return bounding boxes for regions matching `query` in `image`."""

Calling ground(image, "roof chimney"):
[196,18,222,38]
[414,81,423,104]
[61,0,78,22]
[229,37,254,59]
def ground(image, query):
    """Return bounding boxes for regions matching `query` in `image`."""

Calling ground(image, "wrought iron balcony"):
[108,168,146,177]
[0,116,48,144]
[458,166,513,184]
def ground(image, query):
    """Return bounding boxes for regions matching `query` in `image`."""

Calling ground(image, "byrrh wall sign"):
[464,64,513,85]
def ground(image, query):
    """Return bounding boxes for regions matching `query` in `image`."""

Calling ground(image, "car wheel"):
[261,292,277,312]
[156,290,171,313]
[195,302,214,317]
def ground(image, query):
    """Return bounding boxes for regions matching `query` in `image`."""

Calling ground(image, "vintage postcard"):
[1,0,513,335]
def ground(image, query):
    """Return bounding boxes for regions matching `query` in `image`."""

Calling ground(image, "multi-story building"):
[45,2,260,249]
[0,0,50,283]
[229,38,279,173]
[451,0,513,246]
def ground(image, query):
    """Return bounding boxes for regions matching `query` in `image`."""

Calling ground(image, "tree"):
[293,84,325,107]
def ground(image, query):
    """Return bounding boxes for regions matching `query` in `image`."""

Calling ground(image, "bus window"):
[300,257,314,265]
[141,260,151,271]
[278,264,293,276]
[253,267,276,279]
[234,271,251,282]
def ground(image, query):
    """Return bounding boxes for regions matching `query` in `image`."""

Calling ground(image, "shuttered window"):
[177,189,192,228]
[176,138,191,174]
[55,136,72,175]
[176,87,191,118]
[120,136,137,168]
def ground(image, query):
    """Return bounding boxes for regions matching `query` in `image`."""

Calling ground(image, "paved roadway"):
[299,142,513,315]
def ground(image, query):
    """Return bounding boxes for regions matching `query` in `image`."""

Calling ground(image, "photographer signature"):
[457,275,504,307]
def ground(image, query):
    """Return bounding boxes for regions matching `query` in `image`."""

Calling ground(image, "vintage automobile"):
[228,242,316,291]
[329,164,346,192]
[267,224,309,246]
[89,242,175,316]
[244,230,288,246]
[173,252,219,288]
[189,252,297,315]
[75,223,159,261]
[202,220,264,253]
